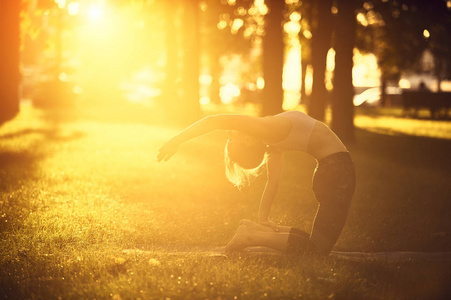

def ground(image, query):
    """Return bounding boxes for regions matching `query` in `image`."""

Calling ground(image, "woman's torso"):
[266,111,348,161]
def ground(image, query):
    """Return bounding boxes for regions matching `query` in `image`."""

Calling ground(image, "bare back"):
[262,114,347,161]
[308,121,348,160]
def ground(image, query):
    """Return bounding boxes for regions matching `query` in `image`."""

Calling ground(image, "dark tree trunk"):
[331,0,357,143]
[380,71,387,107]
[434,56,443,92]
[0,0,21,124]
[307,0,333,121]
[181,0,201,123]
[261,0,285,116]
[299,0,312,105]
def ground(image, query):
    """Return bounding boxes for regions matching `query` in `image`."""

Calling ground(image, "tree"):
[163,0,178,115]
[180,0,202,123]
[296,0,313,104]
[0,0,21,124]
[160,0,201,124]
[331,0,358,143]
[307,0,333,121]
[202,0,255,105]
[261,0,285,116]
[419,0,451,91]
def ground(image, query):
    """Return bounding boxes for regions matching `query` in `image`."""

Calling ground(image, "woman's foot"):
[225,225,252,253]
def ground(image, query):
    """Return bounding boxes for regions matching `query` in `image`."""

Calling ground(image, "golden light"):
[217,20,227,30]
[302,29,312,40]
[325,48,335,91]
[283,45,302,109]
[88,4,104,21]
[231,18,244,34]
[220,83,241,104]
[254,0,268,15]
[199,97,211,105]
[199,74,212,85]
[353,87,380,106]
[284,20,301,36]
[423,29,430,39]
[58,72,68,82]
[256,77,265,90]
[55,0,66,9]
[353,50,380,87]
[304,65,313,95]
[290,12,301,22]
[356,13,368,27]
[399,78,411,89]
[68,1,80,16]
[331,6,338,15]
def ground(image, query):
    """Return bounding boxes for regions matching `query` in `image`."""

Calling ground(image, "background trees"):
[261,0,284,116]
[2,0,450,140]
[0,0,21,124]
[332,0,359,142]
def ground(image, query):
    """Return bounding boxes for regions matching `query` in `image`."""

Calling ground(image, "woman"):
[157,111,355,255]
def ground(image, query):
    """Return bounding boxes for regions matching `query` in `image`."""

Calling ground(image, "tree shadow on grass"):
[0,128,85,233]
[346,128,451,252]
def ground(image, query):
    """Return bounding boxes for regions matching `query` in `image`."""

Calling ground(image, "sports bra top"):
[268,111,317,152]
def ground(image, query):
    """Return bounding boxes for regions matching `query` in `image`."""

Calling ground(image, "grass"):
[1,103,451,299]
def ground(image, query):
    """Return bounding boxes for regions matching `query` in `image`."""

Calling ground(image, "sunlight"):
[257,77,265,90]
[325,48,335,91]
[353,50,380,87]
[220,83,241,104]
[304,65,313,95]
[399,78,411,89]
[55,0,66,9]
[88,4,104,21]
[283,45,302,109]
[67,1,80,16]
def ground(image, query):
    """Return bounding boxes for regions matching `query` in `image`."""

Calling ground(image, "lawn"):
[1,103,451,299]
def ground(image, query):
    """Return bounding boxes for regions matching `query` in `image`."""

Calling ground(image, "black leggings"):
[287,152,356,255]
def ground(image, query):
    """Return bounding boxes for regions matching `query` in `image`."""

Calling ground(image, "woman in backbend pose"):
[157,111,355,256]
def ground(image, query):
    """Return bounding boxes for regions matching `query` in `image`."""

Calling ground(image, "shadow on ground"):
[346,128,451,252]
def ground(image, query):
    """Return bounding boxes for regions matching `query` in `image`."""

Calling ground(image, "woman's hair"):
[224,138,268,189]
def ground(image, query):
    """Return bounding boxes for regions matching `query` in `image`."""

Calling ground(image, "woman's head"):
[224,131,268,188]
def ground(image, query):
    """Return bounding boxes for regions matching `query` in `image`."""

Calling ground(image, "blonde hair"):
[224,139,268,189]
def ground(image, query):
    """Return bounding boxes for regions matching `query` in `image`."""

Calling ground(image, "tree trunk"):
[181,0,201,123]
[434,56,442,92]
[163,0,179,119]
[308,0,333,121]
[331,0,357,143]
[0,0,21,124]
[300,59,308,104]
[261,0,285,116]
[380,72,387,107]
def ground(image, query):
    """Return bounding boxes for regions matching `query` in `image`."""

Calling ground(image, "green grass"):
[1,104,451,299]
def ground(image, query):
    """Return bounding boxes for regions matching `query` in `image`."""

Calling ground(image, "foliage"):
[356,0,451,83]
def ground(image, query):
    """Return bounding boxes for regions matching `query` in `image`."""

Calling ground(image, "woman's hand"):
[157,140,178,162]
[259,219,279,232]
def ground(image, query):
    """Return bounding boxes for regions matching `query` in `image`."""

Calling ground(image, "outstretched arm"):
[258,151,284,228]
[157,114,273,162]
